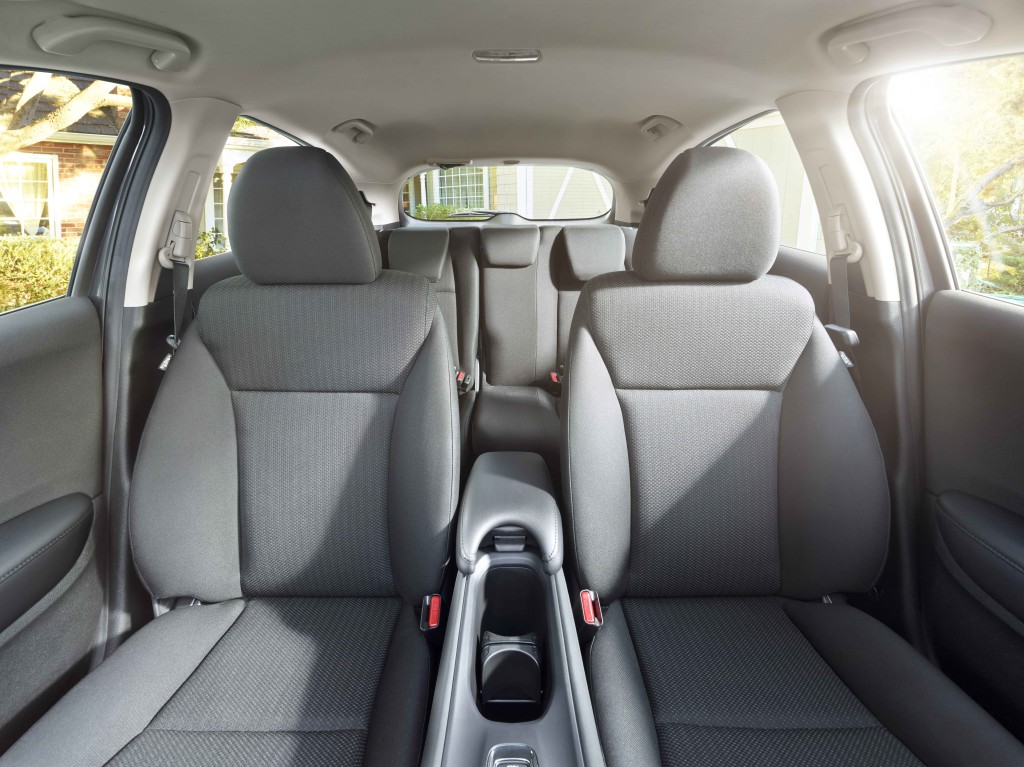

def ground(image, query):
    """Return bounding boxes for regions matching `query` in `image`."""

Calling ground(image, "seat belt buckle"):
[580,589,603,628]
[455,369,474,394]
[548,369,562,395]
[420,594,442,631]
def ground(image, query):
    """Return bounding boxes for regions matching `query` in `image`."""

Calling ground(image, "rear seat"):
[384,228,478,376]
[472,224,626,479]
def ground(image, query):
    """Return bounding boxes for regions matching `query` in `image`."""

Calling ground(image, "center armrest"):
[456,451,563,575]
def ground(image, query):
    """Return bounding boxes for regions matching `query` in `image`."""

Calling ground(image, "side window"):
[0,69,132,312]
[712,113,825,254]
[893,56,1024,303]
[195,116,298,259]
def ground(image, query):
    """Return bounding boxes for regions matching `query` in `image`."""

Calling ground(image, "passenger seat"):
[562,147,1024,766]
[2,147,459,767]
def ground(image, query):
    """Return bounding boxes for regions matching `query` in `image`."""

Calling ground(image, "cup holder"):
[475,565,549,722]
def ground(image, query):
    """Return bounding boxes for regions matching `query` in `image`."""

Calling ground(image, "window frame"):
[400,164,616,223]
[700,110,826,256]
[886,56,1024,308]
[0,64,139,315]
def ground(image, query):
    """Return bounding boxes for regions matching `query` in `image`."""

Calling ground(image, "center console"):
[420,452,605,767]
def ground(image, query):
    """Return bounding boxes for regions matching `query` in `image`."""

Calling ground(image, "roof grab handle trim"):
[32,15,192,72]
[825,4,991,66]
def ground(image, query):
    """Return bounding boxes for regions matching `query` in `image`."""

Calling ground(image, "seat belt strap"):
[825,206,862,374]
[157,211,195,371]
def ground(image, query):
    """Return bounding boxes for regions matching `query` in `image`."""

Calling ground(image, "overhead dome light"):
[472,49,541,63]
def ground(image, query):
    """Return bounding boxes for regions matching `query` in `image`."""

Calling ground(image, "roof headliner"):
[3,0,1024,186]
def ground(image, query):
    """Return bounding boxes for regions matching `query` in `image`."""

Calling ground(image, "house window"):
[436,167,486,210]
[0,154,58,237]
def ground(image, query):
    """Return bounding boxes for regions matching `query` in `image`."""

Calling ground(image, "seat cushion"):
[471,386,560,479]
[1,598,430,767]
[589,598,1024,767]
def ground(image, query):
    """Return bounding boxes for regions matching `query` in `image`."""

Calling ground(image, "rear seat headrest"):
[481,226,540,268]
[387,229,449,283]
[227,146,381,285]
[632,147,780,283]
[560,226,626,281]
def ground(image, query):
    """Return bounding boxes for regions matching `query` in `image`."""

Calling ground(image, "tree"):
[0,70,132,156]
[896,57,1024,297]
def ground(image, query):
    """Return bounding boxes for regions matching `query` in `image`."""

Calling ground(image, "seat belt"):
[157,210,195,372]
[825,206,862,380]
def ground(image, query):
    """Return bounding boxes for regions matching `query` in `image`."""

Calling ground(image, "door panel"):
[921,289,1024,739]
[0,297,104,750]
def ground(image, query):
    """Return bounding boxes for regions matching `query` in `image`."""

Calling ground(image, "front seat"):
[2,147,458,766]
[562,147,1024,766]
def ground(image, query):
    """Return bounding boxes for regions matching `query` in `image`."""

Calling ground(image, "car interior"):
[2,1,1024,765]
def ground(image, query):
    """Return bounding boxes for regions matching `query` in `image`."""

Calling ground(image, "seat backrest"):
[551,225,626,368]
[478,225,555,387]
[478,224,626,386]
[130,147,458,605]
[563,147,889,603]
[385,227,478,372]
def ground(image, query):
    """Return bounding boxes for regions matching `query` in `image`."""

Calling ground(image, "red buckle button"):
[421,594,442,631]
[580,589,603,628]
[456,371,465,384]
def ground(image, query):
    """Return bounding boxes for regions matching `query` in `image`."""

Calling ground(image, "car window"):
[402,165,613,221]
[711,112,825,254]
[892,56,1024,304]
[195,116,299,259]
[0,68,132,312]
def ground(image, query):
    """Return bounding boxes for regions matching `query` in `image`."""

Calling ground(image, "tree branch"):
[0,80,119,156]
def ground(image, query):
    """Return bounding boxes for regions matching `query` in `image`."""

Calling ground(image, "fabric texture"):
[584,273,814,391]
[386,228,449,283]
[104,598,401,767]
[617,598,923,767]
[620,390,782,596]
[228,147,381,285]
[196,272,435,394]
[559,225,626,281]
[631,148,780,282]
[480,225,540,267]
[233,392,397,596]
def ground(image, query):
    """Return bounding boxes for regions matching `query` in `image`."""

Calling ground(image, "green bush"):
[196,229,227,260]
[413,203,458,221]
[0,235,79,313]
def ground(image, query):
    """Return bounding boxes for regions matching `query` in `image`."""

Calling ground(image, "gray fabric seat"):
[563,147,1024,767]
[2,147,458,767]
[473,224,624,477]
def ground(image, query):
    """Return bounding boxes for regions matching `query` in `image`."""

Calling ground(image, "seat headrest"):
[387,229,449,283]
[480,226,540,268]
[632,147,780,282]
[227,146,381,285]
[560,225,626,281]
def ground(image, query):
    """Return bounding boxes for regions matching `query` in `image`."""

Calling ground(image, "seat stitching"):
[939,504,1024,578]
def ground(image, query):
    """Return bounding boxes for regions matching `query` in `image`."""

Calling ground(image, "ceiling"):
[2,0,1024,186]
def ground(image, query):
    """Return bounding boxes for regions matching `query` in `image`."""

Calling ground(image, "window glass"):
[402,165,613,221]
[892,56,1024,303]
[712,112,825,254]
[0,69,132,312]
[195,117,298,259]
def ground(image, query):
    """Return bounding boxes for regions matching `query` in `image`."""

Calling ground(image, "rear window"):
[402,165,613,221]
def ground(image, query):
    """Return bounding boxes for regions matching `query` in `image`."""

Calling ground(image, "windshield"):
[402,165,613,221]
